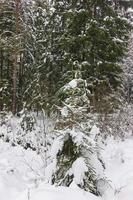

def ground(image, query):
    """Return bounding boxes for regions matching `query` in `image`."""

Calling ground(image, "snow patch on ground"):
[0,136,133,200]
[101,137,133,199]
[0,139,44,200]
[16,184,100,200]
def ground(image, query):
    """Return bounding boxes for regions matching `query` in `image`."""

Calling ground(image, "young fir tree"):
[50,70,100,194]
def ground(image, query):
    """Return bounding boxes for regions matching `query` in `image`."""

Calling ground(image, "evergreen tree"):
[50,74,100,194]
[123,32,133,103]
[21,0,51,112]
[48,0,130,113]
[0,0,15,111]
[0,0,31,113]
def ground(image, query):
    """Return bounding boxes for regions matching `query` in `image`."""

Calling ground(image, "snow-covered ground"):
[102,137,133,200]
[0,140,45,200]
[0,136,133,200]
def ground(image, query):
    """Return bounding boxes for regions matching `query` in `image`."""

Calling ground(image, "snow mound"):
[16,184,100,200]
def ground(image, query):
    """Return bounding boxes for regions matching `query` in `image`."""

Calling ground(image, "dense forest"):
[0,0,133,199]
[0,0,132,114]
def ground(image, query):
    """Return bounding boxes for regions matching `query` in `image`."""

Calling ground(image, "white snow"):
[0,133,133,200]
[70,157,88,185]
[61,106,69,117]
[68,79,78,88]
[90,125,100,140]
[50,136,64,158]
[0,139,45,200]
[62,79,78,91]
[16,184,100,200]
[101,137,133,195]
[127,7,133,13]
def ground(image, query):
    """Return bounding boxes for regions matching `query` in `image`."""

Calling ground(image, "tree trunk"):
[12,0,21,115]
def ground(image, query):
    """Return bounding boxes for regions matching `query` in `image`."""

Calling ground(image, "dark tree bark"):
[12,0,21,115]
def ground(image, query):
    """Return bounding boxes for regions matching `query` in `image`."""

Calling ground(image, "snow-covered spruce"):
[47,77,104,194]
